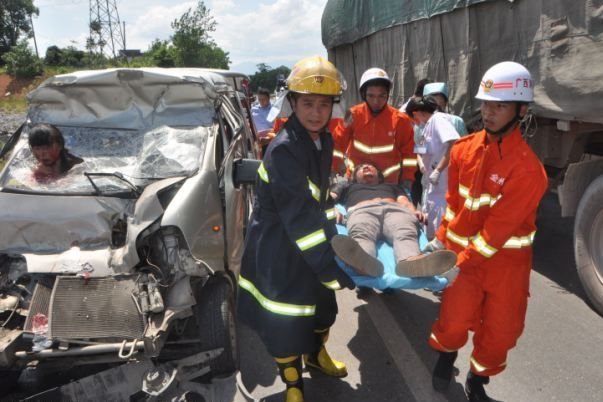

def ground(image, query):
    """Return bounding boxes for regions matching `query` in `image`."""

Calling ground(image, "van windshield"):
[0,125,210,195]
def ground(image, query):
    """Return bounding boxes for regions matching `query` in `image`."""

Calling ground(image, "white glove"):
[442,266,460,286]
[429,168,441,185]
[423,238,445,253]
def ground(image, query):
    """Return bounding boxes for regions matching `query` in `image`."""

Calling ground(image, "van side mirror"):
[233,158,261,186]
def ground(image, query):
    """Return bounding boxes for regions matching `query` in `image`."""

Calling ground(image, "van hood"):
[0,177,184,275]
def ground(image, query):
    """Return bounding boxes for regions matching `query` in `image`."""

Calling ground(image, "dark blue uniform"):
[238,114,347,357]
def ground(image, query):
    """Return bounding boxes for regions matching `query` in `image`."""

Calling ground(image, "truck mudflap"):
[20,348,228,401]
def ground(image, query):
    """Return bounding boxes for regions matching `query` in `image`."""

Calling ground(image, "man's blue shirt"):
[251,103,273,131]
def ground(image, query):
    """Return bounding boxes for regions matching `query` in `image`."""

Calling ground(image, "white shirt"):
[419,112,459,174]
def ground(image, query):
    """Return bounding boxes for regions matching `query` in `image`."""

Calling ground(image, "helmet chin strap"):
[485,117,518,136]
[484,103,522,136]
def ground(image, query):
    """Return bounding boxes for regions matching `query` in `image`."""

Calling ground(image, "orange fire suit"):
[428,127,547,377]
[332,103,416,183]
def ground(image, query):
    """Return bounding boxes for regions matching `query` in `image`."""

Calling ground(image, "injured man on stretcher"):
[331,162,456,279]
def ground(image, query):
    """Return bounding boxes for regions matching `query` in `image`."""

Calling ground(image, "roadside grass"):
[0,96,28,113]
[0,67,62,113]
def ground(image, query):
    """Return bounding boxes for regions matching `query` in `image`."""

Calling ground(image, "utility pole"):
[89,0,125,58]
[29,13,39,58]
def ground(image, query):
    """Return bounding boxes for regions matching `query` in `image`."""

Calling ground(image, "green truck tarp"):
[321,0,603,124]
[322,0,496,49]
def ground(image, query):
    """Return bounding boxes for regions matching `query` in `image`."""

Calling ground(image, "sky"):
[29,0,329,75]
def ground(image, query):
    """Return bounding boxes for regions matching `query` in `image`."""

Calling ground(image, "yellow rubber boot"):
[275,355,304,402]
[303,329,348,378]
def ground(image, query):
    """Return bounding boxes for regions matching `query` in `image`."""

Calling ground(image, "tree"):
[0,0,38,62]
[250,65,292,93]
[170,1,230,68]
[2,39,42,78]
[44,45,88,67]
[256,63,271,73]
[147,39,176,68]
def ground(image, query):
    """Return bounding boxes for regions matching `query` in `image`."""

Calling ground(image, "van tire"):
[574,176,603,316]
[194,274,239,376]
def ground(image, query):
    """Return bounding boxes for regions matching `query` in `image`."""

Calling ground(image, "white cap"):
[423,82,449,99]
[476,61,534,102]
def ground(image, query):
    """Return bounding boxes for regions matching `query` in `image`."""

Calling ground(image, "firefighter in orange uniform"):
[332,68,416,188]
[426,61,548,401]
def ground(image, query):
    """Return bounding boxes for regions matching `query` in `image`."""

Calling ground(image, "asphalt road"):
[236,193,603,402]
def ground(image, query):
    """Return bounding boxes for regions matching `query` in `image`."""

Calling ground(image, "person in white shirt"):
[406,96,460,240]
[423,82,468,136]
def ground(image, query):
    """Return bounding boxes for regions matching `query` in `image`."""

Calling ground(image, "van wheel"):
[575,176,603,315]
[193,274,239,376]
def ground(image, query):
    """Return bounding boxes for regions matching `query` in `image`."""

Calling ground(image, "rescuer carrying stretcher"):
[237,56,353,402]
[427,61,548,402]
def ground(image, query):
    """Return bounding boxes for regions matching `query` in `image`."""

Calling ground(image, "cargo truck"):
[322,0,603,314]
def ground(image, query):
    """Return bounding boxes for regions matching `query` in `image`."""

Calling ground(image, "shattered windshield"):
[0,124,211,194]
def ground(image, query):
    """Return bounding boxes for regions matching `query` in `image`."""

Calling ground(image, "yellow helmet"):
[286,56,346,96]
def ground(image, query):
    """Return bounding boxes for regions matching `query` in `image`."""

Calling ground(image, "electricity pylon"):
[88,0,125,58]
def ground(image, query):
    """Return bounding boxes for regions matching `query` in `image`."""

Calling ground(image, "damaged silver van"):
[0,68,260,400]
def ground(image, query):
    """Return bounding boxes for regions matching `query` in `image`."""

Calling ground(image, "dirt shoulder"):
[0,73,36,97]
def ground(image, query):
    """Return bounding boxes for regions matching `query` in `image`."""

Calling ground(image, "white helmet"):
[359,68,392,92]
[475,61,534,102]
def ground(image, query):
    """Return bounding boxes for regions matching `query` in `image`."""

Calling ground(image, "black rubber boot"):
[465,371,492,402]
[432,350,458,392]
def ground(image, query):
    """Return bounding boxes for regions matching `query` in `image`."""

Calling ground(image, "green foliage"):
[0,0,39,61]
[250,65,291,93]
[44,45,87,67]
[170,1,230,68]
[1,40,42,77]
[146,40,176,67]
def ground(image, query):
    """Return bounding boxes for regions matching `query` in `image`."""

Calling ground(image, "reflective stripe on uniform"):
[258,162,269,183]
[446,229,536,254]
[307,179,321,202]
[239,275,316,317]
[333,150,344,159]
[296,229,327,251]
[321,280,342,290]
[353,140,394,154]
[472,233,497,258]
[382,163,401,178]
[430,333,456,353]
[325,208,337,220]
[445,207,455,221]
[470,355,506,373]
[459,184,501,211]
[503,231,536,248]
[446,228,470,248]
[402,158,417,167]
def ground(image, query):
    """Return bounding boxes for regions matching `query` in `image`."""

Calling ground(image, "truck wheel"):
[193,274,239,376]
[574,176,603,315]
